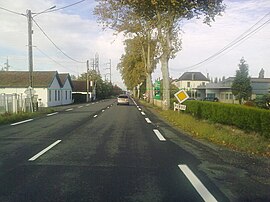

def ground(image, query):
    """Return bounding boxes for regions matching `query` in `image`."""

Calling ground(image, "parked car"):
[203,97,219,102]
[117,94,129,105]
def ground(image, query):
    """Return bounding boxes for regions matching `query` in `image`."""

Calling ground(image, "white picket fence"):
[0,93,37,114]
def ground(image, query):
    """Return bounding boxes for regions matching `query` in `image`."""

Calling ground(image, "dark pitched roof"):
[59,73,74,89]
[72,80,87,92]
[0,71,60,88]
[178,72,209,81]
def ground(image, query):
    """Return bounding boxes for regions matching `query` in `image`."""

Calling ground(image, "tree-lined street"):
[0,99,269,201]
[0,99,224,201]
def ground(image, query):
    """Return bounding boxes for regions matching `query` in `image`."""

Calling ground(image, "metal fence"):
[0,93,35,114]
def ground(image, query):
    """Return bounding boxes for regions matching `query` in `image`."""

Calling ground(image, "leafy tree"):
[117,37,146,94]
[95,0,225,110]
[95,1,158,104]
[231,58,252,104]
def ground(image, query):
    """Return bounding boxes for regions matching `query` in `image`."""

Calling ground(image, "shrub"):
[184,101,270,137]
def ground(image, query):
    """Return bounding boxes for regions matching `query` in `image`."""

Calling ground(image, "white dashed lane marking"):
[141,112,146,116]
[178,165,218,202]
[145,118,151,123]
[47,112,59,117]
[28,140,62,161]
[153,129,166,141]
[65,108,73,112]
[11,119,34,126]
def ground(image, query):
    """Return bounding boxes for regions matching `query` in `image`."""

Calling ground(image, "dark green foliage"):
[183,101,270,137]
[231,58,252,104]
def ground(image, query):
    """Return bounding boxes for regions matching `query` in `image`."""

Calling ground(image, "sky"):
[0,0,269,89]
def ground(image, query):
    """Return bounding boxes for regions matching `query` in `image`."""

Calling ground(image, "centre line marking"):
[65,108,73,111]
[86,104,90,106]
[141,112,146,116]
[107,106,110,109]
[11,119,33,126]
[28,140,62,161]
[153,129,166,141]
[47,112,59,117]
[78,106,83,108]
[178,165,217,202]
[102,110,105,112]
[94,115,98,118]
[145,118,151,123]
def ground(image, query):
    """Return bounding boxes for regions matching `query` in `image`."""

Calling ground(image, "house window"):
[225,94,229,100]
[58,90,60,101]
[230,94,233,100]
[202,82,205,86]
[49,90,51,102]
[66,91,67,100]
[187,82,190,88]
[55,90,57,101]
[70,91,72,99]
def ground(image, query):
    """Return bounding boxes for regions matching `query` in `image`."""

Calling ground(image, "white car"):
[117,94,129,105]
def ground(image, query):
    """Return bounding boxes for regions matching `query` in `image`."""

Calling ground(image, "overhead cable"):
[0,6,24,16]
[35,46,80,74]
[42,0,86,14]
[32,18,85,64]
[180,11,270,71]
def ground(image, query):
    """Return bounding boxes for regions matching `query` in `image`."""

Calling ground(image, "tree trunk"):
[146,73,153,104]
[160,55,170,110]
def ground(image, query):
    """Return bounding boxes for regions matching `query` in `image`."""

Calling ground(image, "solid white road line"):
[28,140,62,161]
[65,108,73,111]
[141,112,146,116]
[11,119,33,126]
[178,165,217,202]
[145,118,152,123]
[153,129,166,141]
[94,115,98,118]
[47,112,59,117]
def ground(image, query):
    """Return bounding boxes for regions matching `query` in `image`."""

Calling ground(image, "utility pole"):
[86,60,89,102]
[4,58,10,71]
[27,9,34,88]
[104,59,112,83]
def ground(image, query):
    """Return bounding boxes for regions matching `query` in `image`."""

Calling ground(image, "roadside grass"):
[140,101,270,157]
[0,108,55,125]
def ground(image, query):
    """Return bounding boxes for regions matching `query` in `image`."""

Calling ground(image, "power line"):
[0,6,24,16]
[41,0,86,14]
[35,46,80,74]
[32,18,85,64]
[180,12,270,71]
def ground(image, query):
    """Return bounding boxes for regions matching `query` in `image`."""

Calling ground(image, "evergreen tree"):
[231,58,252,104]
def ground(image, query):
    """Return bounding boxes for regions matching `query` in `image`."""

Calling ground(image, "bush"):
[183,101,270,137]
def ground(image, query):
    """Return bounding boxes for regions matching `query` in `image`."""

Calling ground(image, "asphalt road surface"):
[0,98,269,202]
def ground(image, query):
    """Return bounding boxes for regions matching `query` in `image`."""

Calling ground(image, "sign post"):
[154,81,161,100]
[174,90,189,111]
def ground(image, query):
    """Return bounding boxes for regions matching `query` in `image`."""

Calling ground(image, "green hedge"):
[178,100,270,138]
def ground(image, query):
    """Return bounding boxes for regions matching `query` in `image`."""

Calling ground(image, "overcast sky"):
[0,0,269,89]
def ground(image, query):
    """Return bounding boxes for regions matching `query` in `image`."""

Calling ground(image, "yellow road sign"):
[174,90,189,104]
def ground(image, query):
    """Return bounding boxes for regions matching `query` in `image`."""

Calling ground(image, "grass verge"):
[141,101,270,157]
[0,108,55,125]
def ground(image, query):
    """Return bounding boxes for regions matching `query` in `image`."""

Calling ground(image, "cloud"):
[164,0,270,80]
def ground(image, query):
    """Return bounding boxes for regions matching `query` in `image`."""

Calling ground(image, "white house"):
[172,72,210,97]
[59,73,73,106]
[0,71,73,107]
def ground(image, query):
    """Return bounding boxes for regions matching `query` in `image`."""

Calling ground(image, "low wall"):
[153,99,162,108]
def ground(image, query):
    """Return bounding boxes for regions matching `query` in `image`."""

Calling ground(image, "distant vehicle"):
[117,94,129,105]
[187,97,196,100]
[203,97,219,102]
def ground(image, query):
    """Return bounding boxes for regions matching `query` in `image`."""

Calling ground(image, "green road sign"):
[154,81,161,100]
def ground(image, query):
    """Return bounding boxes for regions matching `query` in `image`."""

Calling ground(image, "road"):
[0,99,269,201]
